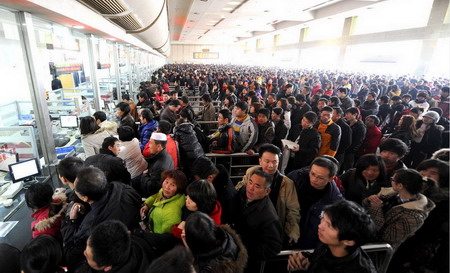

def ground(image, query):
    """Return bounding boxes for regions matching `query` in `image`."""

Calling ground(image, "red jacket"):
[360,126,382,155]
[31,197,67,238]
[143,135,178,169]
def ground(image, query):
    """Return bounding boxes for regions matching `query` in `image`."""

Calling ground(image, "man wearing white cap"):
[139,132,174,197]
[406,110,443,167]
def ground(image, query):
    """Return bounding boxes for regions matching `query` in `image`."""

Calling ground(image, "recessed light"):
[223,7,233,11]
[72,25,84,29]
[228,1,240,5]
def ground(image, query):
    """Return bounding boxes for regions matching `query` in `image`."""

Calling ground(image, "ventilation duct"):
[77,0,170,56]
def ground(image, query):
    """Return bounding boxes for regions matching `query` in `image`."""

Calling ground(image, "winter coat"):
[287,168,344,249]
[294,127,321,169]
[273,120,289,150]
[389,127,413,148]
[339,96,354,111]
[174,122,205,160]
[143,134,179,169]
[140,149,174,197]
[159,107,178,124]
[360,100,379,119]
[360,126,382,155]
[31,194,67,238]
[139,120,158,150]
[231,114,258,152]
[118,138,148,179]
[85,152,131,184]
[237,167,300,242]
[144,189,185,234]
[95,120,117,136]
[194,225,248,273]
[412,120,443,157]
[81,130,111,158]
[253,121,275,152]
[347,120,367,154]
[314,120,341,157]
[338,168,388,205]
[335,118,352,155]
[210,124,238,154]
[362,188,435,251]
[120,114,136,129]
[213,164,238,224]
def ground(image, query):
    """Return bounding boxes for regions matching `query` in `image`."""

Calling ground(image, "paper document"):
[281,139,299,150]
[0,221,18,237]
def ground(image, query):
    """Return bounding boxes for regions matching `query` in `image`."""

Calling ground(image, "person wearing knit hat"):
[405,110,443,168]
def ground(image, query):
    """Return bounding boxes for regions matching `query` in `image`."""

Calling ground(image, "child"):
[25,183,67,239]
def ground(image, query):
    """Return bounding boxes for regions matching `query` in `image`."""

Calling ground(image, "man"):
[437,86,449,118]
[379,138,408,182]
[92,111,117,135]
[360,115,382,156]
[342,107,367,171]
[314,106,341,157]
[290,94,312,126]
[82,220,156,273]
[140,133,174,197]
[159,100,180,125]
[236,144,300,245]
[178,95,194,117]
[271,107,289,150]
[231,101,258,153]
[231,169,282,270]
[62,166,141,271]
[248,108,275,154]
[287,200,377,273]
[316,98,329,113]
[209,109,237,154]
[136,92,152,109]
[337,88,354,111]
[360,92,379,120]
[197,94,216,133]
[332,107,352,166]
[287,157,344,249]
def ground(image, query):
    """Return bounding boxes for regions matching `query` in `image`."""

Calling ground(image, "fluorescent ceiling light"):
[228,1,240,5]
[72,25,84,29]
[223,7,233,11]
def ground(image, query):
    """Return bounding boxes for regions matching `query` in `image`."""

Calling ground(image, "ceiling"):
[168,0,386,44]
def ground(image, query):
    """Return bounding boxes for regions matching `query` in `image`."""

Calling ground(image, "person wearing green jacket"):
[140,170,187,234]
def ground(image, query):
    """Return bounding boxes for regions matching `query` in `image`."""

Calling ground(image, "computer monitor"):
[8,158,40,182]
[60,115,78,128]
[0,152,19,172]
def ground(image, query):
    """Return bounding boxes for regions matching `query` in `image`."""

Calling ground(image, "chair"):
[258,243,393,273]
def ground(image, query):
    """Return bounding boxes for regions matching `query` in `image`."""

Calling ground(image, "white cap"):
[150,132,167,141]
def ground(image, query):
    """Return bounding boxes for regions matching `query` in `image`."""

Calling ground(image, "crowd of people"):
[1,64,449,273]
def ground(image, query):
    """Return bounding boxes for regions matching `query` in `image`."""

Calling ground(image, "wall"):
[169,44,245,64]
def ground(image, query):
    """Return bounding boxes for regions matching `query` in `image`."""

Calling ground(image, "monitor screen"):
[108,103,115,111]
[0,152,19,172]
[60,115,78,128]
[8,158,40,182]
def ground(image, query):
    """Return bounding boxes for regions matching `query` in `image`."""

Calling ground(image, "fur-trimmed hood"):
[33,193,68,232]
[195,224,248,273]
[378,187,435,213]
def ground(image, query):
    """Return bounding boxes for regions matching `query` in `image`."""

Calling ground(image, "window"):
[304,18,344,42]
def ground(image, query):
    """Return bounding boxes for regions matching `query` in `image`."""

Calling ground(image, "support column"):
[298,27,307,67]
[127,46,133,95]
[86,34,101,111]
[113,42,121,101]
[17,12,56,166]
[337,16,355,68]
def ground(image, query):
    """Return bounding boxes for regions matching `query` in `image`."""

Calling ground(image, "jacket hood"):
[33,194,67,232]
[95,120,117,135]
[174,122,194,134]
[379,187,436,213]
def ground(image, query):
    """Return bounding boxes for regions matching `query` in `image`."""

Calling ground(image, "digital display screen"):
[60,115,78,128]
[9,158,40,182]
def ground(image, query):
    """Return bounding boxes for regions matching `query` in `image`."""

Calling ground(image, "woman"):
[116,102,135,129]
[276,97,291,129]
[339,154,388,204]
[80,116,111,158]
[182,212,248,273]
[362,169,435,251]
[138,108,158,150]
[117,126,148,181]
[21,235,64,273]
[385,115,418,148]
[140,170,187,234]
[172,180,222,238]
[221,95,235,113]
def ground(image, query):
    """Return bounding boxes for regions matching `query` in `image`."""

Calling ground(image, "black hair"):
[186,180,217,214]
[310,157,338,178]
[272,107,283,116]
[57,156,84,183]
[355,154,386,183]
[180,96,189,104]
[185,212,219,256]
[161,169,188,194]
[80,116,100,135]
[75,166,108,201]
[218,109,232,121]
[318,98,329,104]
[296,94,306,102]
[0,243,20,273]
[251,169,273,189]
[321,106,333,113]
[88,220,131,268]
[117,126,135,142]
[379,95,389,104]
[93,111,107,122]
[100,136,119,153]
[179,108,194,122]
[158,120,172,134]
[116,102,131,115]
[170,90,178,96]
[191,156,219,179]
[366,115,380,126]
[140,108,153,122]
[303,111,318,124]
[330,96,340,105]
[410,107,424,115]
[429,107,443,117]
[122,94,130,100]
[332,106,343,117]
[338,87,348,95]
[345,107,360,118]
[20,235,62,273]
[417,91,428,99]
[258,144,281,159]
[379,138,408,157]
[146,246,194,273]
[235,101,249,113]
[25,183,53,210]
[393,169,425,194]
[258,108,270,118]
[417,159,449,188]
[201,94,212,102]
[323,200,376,252]
[367,92,377,98]
[138,92,149,100]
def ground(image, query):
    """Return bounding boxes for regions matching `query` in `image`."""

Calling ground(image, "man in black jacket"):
[342,107,367,171]
[231,169,282,272]
[140,133,174,197]
[62,167,141,271]
[332,107,352,169]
